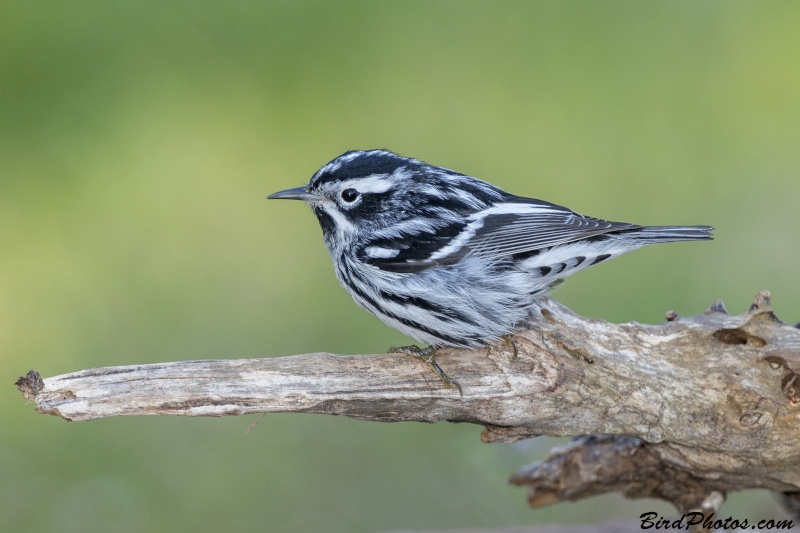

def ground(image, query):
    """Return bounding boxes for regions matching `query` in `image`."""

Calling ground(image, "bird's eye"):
[341,188,360,203]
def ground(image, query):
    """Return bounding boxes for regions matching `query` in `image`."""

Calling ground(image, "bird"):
[268,149,713,394]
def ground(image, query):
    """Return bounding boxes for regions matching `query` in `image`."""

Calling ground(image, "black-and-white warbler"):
[269,150,713,393]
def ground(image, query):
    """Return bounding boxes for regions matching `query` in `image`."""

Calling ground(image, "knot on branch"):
[763,351,800,404]
[15,370,44,401]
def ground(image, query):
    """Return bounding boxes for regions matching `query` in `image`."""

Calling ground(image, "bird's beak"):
[267,186,321,202]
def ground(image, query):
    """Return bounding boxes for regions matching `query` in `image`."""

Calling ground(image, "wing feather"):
[361,200,640,273]
[469,210,640,258]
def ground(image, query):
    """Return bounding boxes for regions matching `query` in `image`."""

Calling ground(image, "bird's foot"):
[388,345,463,396]
[502,334,518,360]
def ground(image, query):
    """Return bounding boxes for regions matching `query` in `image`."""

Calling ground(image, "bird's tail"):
[625,225,714,243]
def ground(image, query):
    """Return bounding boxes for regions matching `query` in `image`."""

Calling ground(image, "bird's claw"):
[388,345,463,396]
[502,334,518,360]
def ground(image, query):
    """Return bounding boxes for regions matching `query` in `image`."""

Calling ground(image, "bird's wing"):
[466,202,641,258]
[357,218,472,273]
[363,200,640,273]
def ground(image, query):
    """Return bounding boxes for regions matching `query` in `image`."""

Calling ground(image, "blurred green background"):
[3,1,799,532]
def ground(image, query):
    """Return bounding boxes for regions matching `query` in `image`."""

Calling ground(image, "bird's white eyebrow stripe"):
[337,174,394,194]
[426,203,563,261]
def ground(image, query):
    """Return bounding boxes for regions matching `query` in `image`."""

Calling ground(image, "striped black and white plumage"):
[269,149,713,349]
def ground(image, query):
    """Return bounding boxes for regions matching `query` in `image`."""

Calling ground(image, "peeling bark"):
[15,291,800,520]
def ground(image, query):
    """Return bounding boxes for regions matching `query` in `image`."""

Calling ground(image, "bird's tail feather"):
[626,225,714,243]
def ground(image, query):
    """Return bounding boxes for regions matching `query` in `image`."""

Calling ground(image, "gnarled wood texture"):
[15,291,800,523]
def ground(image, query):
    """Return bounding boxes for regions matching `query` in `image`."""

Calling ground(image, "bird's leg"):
[502,334,518,360]
[388,345,463,396]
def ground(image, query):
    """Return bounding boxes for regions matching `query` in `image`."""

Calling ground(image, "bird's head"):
[268,150,503,247]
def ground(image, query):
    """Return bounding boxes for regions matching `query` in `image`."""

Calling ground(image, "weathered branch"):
[509,435,728,515]
[15,291,800,517]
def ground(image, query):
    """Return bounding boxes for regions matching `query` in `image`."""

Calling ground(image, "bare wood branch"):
[509,435,727,515]
[15,291,800,514]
